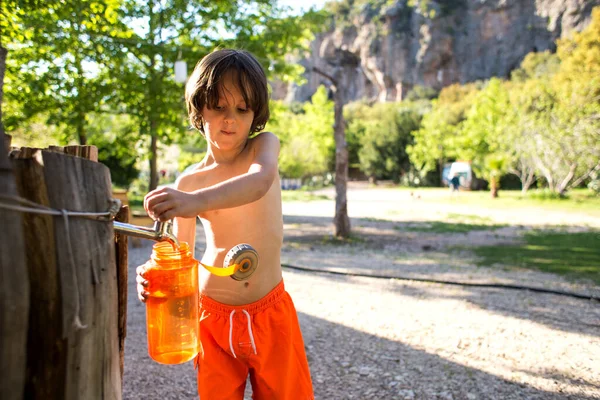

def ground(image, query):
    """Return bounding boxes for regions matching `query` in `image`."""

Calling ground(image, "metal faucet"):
[113,219,180,248]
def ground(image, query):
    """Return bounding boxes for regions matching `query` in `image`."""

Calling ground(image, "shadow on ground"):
[298,310,598,400]
[123,241,599,400]
[281,215,600,338]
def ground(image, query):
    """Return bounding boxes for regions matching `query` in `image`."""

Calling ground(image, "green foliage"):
[408,7,600,196]
[510,51,560,82]
[4,0,328,190]
[177,150,206,173]
[407,83,478,174]
[589,171,600,194]
[87,113,140,188]
[404,85,439,101]
[4,0,131,144]
[459,78,512,189]
[346,102,422,182]
[6,109,67,148]
[269,86,334,178]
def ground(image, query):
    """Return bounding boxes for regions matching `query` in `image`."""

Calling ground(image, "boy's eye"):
[238,108,249,113]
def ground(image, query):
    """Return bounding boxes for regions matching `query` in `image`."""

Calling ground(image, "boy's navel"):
[244,282,250,288]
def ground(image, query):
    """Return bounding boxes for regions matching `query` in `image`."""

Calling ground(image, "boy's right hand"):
[136,264,149,303]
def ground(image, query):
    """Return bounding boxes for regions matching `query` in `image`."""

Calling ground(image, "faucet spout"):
[113,220,180,248]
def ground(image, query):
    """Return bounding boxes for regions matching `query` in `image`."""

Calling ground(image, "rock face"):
[278,0,599,103]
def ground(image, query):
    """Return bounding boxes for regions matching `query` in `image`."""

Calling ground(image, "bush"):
[525,189,569,200]
[348,102,421,182]
[588,171,600,194]
[87,113,141,189]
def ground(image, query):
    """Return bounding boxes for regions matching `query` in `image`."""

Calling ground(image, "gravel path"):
[123,187,600,399]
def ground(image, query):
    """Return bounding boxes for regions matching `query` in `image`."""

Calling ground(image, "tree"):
[269,86,334,178]
[3,0,131,144]
[3,0,327,191]
[313,46,360,238]
[504,52,561,193]
[407,83,479,183]
[87,113,140,188]
[111,0,326,190]
[346,102,421,183]
[507,8,600,195]
[459,78,511,197]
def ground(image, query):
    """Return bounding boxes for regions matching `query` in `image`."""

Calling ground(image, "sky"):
[279,0,327,14]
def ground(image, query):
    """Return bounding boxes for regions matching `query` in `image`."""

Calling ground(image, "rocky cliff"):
[275,0,599,103]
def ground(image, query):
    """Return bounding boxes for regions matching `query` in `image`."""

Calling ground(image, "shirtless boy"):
[137,49,313,399]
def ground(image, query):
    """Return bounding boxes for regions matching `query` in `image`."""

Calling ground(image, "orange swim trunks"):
[195,280,313,400]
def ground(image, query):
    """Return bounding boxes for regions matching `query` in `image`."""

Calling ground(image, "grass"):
[398,221,505,234]
[473,230,600,284]
[397,213,504,234]
[416,188,600,216]
[320,234,366,246]
[445,213,495,224]
[281,190,329,202]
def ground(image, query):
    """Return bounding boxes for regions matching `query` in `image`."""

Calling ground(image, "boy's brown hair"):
[185,49,270,135]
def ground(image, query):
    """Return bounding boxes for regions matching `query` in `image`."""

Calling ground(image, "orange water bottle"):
[144,241,199,364]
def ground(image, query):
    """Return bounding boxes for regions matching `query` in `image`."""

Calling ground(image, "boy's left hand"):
[144,187,199,221]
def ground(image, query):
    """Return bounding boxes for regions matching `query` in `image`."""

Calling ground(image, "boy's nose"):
[224,109,235,124]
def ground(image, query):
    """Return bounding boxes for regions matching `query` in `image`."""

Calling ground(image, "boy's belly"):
[197,229,283,305]
[196,184,283,305]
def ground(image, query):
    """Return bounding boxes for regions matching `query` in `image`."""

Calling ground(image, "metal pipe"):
[113,220,180,248]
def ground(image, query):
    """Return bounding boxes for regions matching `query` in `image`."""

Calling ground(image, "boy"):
[137,49,313,399]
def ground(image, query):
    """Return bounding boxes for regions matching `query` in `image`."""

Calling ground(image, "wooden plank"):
[64,145,98,162]
[42,150,121,400]
[114,205,129,382]
[12,151,66,399]
[0,134,29,400]
[12,147,37,159]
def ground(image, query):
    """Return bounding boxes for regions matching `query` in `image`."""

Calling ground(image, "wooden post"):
[114,205,129,382]
[0,134,29,400]
[6,145,122,399]
[12,151,66,399]
[41,150,121,399]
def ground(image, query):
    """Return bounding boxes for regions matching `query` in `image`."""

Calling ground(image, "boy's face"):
[202,71,254,153]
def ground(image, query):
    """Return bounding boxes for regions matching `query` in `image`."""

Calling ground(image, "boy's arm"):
[173,179,196,257]
[172,175,197,256]
[193,132,280,210]
[145,132,279,221]
[137,176,196,303]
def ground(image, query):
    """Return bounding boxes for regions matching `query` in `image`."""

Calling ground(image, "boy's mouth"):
[221,130,235,135]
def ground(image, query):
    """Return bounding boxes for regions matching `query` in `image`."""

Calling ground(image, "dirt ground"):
[123,185,600,400]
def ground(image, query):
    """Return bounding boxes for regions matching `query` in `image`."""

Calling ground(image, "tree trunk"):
[0,45,7,137]
[521,171,535,195]
[490,178,499,198]
[147,2,159,192]
[333,88,350,238]
[311,67,351,238]
[149,126,158,191]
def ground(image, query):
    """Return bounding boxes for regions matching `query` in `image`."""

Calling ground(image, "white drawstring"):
[228,309,258,358]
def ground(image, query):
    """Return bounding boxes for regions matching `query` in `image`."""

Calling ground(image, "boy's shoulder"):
[247,131,280,160]
[175,162,206,192]
[248,131,279,147]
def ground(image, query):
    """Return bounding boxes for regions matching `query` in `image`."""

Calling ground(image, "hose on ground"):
[281,264,599,302]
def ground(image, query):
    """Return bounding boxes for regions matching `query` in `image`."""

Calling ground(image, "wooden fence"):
[0,135,128,400]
